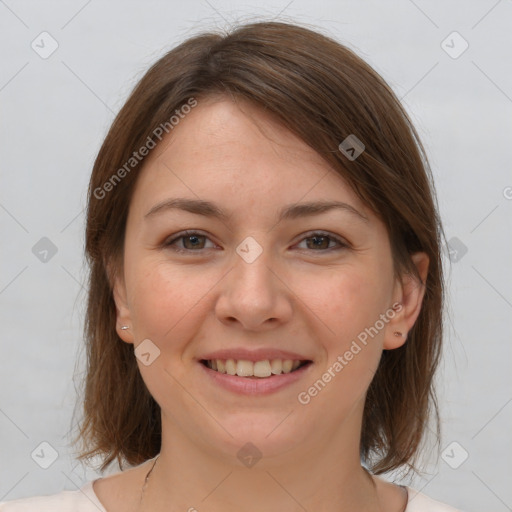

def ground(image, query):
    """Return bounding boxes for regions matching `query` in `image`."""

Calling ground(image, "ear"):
[108,261,135,345]
[383,252,429,350]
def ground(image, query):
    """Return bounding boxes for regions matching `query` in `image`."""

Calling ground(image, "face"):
[113,97,427,464]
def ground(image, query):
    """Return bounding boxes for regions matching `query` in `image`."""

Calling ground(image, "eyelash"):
[163,230,349,254]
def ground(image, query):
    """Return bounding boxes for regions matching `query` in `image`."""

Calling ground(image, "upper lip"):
[199,348,312,362]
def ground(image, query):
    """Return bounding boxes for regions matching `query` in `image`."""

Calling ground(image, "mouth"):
[198,357,314,395]
[200,358,312,378]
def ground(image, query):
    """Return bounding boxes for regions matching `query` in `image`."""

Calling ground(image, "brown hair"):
[73,20,445,475]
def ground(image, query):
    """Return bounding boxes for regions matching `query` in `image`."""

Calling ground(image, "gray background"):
[1,1,511,511]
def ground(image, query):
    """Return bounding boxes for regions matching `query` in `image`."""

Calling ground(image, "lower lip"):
[198,361,313,396]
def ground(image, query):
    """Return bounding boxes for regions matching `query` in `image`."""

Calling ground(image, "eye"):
[295,231,348,252]
[163,231,217,253]
[163,230,349,254]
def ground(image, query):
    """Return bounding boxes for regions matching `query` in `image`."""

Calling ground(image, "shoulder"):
[405,487,463,512]
[0,456,155,512]
[0,481,106,512]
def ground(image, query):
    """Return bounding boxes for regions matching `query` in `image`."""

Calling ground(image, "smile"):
[199,359,314,396]
[201,358,310,378]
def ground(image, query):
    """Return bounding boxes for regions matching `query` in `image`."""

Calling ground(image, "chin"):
[205,414,310,461]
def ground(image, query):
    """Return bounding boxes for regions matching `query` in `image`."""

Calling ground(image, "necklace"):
[138,453,160,511]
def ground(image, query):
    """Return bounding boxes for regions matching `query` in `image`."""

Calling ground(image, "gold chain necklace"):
[138,453,160,512]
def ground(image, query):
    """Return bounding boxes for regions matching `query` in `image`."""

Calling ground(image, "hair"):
[73,20,445,476]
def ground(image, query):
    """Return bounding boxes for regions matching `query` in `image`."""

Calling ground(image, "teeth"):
[206,358,304,377]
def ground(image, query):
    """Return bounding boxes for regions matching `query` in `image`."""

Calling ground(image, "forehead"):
[128,97,371,222]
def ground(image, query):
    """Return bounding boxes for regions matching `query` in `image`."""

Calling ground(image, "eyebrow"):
[144,197,369,223]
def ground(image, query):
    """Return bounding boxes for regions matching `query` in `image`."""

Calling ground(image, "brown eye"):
[164,231,215,252]
[305,235,331,250]
[181,234,206,250]
[297,232,348,252]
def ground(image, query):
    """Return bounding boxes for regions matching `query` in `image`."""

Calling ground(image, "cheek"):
[314,263,393,379]
[305,263,391,345]
[127,256,212,343]
[297,268,389,413]
[125,259,213,411]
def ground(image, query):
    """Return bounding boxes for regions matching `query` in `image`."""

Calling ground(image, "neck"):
[140,411,385,511]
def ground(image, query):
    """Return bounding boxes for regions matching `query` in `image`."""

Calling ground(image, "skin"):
[96,96,429,512]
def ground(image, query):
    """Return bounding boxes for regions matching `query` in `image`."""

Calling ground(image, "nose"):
[214,241,293,332]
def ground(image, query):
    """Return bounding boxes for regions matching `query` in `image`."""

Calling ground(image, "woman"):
[0,20,463,511]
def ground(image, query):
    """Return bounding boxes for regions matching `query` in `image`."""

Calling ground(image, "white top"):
[0,481,463,511]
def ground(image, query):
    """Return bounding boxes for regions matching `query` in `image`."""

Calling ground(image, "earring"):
[121,325,130,330]
[393,331,403,337]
